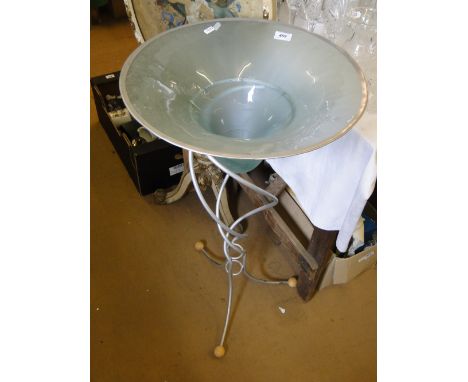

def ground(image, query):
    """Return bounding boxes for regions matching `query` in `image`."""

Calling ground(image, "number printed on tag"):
[358,251,375,263]
[274,31,292,42]
[204,22,221,35]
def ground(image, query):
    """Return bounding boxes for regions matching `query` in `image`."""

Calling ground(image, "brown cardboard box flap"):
[333,245,377,284]
[319,245,377,290]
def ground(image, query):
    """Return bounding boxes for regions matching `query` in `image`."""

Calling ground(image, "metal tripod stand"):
[188,151,297,358]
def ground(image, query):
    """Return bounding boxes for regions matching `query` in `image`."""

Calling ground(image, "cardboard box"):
[319,245,377,290]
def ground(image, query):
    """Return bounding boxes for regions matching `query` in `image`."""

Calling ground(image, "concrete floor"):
[91,17,376,382]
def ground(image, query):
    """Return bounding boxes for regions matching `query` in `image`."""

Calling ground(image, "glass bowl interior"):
[120,19,367,160]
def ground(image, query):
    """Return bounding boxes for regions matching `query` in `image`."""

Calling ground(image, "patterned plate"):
[124,0,277,43]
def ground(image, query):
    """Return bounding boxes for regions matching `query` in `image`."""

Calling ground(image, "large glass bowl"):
[120,19,367,162]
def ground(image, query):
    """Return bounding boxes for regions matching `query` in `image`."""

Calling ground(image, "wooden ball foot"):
[287,277,297,288]
[194,241,205,251]
[214,345,225,358]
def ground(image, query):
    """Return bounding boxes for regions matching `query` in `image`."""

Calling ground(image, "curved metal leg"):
[156,151,238,229]
[211,179,238,230]
[189,151,297,358]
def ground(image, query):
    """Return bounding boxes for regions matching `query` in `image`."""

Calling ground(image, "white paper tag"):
[204,22,221,35]
[358,251,375,263]
[105,74,115,79]
[169,163,184,176]
[274,31,292,42]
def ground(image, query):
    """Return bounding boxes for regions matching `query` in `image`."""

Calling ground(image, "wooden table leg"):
[297,227,338,301]
[238,172,339,302]
[238,173,319,272]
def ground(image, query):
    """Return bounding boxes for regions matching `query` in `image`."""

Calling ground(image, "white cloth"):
[267,112,376,252]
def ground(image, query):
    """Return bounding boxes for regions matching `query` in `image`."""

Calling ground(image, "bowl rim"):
[119,18,368,160]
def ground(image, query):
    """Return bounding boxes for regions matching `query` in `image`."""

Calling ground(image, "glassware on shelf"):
[302,0,325,32]
[322,0,349,42]
[282,0,377,112]
[302,0,349,42]
[341,1,377,56]
[285,0,306,25]
[341,0,377,111]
